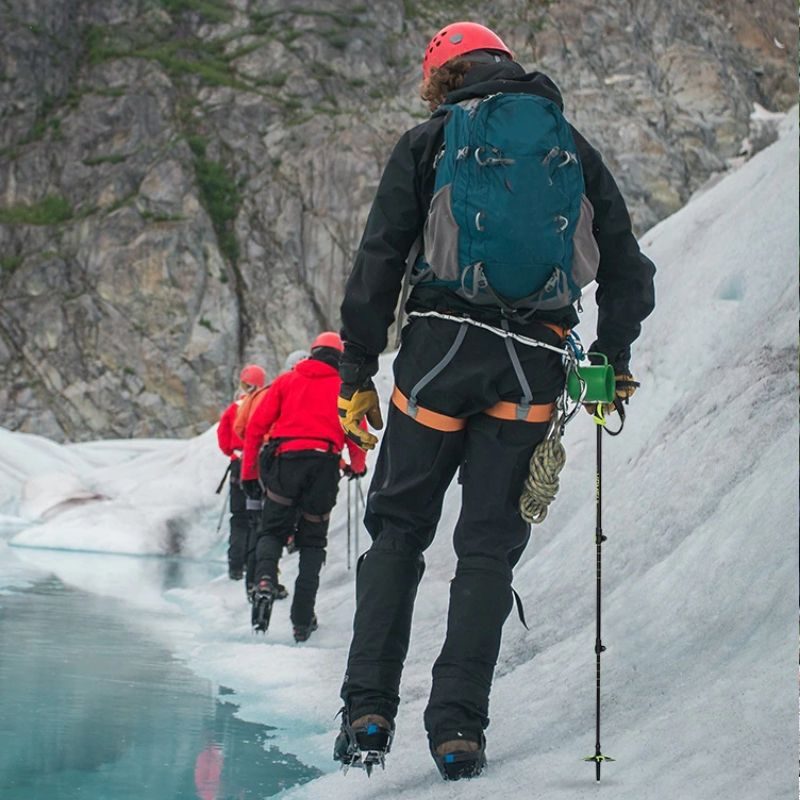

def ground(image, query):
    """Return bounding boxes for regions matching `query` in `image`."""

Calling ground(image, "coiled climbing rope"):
[519,428,567,524]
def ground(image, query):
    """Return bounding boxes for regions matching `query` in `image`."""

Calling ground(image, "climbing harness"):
[396,311,618,523]
[398,312,585,518]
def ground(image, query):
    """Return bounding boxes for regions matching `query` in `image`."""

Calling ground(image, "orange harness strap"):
[391,387,555,431]
[483,399,555,423]
[537,321,570,340]
[391,387,467,432]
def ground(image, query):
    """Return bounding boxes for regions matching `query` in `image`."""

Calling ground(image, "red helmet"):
[422,22,513,80]
[311,331,344,352]
[239,364,266,388]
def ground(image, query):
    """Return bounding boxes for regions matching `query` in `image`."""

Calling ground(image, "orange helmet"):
[422,21,513,80]
[310,331,344,352]
[239,364,266,388]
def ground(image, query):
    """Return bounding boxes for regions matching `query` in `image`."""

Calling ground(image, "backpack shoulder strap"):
[393,235,423,348]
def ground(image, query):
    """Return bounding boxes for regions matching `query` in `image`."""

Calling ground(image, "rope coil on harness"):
[518,333,588,524]
[519,428,567,524]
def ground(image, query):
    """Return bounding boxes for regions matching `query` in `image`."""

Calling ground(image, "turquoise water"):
[0,575,321,799]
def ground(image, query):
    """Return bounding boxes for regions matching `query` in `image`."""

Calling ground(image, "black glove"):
[339,347,378,388]
[341,464,368,481]
[242,479,262,500]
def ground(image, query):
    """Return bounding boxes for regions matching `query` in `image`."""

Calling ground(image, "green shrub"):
[193,152,240,264]
[0,196,73,225]
[160,0,233,24]
[85,26,123,64]
[0,255,23,272]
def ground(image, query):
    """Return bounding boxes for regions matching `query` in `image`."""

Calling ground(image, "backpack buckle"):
[557,151,578,168]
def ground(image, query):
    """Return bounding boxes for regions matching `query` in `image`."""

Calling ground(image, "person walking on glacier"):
[333,21,655,780]
[216,364,267,582]
[241,332,367,643]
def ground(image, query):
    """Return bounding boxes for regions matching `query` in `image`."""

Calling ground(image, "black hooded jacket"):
[340,62,655,382]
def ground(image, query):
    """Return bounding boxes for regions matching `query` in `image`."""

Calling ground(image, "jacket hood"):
[295,357,338,379]
[445,63,564,110]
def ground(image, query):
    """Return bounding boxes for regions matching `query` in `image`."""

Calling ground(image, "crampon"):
[251,578,274,633]
[333,710,394,776]
[430,735,487,781]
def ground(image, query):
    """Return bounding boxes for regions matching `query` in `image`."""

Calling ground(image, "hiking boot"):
[430,735,486,781]
[274,583,289,600]
[292,615,318,643]
[251,578,275,633]
[333,709,394,775]
[228,566,244,581]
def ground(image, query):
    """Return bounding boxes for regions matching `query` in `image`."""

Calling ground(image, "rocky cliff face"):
[0,0,795,441]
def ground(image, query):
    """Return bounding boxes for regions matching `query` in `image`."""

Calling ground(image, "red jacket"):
[241,357,367,481]
[217,400,244,460]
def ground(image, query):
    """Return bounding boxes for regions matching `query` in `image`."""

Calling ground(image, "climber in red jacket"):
[216,364,266,581]
[241,332,366,642]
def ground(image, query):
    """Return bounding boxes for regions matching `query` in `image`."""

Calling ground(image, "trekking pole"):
[215,486,231,537]
[583,414,614,780]
[353,478,361,558]
[346,478,352,570]
[215,463,232,495]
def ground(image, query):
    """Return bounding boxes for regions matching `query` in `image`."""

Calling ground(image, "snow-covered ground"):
[1,108,797,799]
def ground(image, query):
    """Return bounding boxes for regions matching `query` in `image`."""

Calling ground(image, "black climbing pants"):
[228,459,258,574]
[254,451,341,627]
[340,316,565,747]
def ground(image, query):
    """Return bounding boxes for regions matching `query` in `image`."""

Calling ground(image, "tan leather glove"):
[338,380,383,451]
[584,372,640,418]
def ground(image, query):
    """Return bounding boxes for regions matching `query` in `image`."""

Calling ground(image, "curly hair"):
[419,59,472,111]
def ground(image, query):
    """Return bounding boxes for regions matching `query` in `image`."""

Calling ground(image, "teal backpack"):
[413,92,600,315]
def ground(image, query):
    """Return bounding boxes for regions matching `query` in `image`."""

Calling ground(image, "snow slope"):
[1,109,796,800]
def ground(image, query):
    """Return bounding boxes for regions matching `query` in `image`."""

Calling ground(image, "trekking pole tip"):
[583,752,615,782]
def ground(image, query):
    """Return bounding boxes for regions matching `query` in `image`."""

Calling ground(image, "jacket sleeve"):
[241,386,279,481]
[573,128,656,371]
[217,409,231,456]
[217,405,234,457]
[340,128,427,374]
[344,419,368,473]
